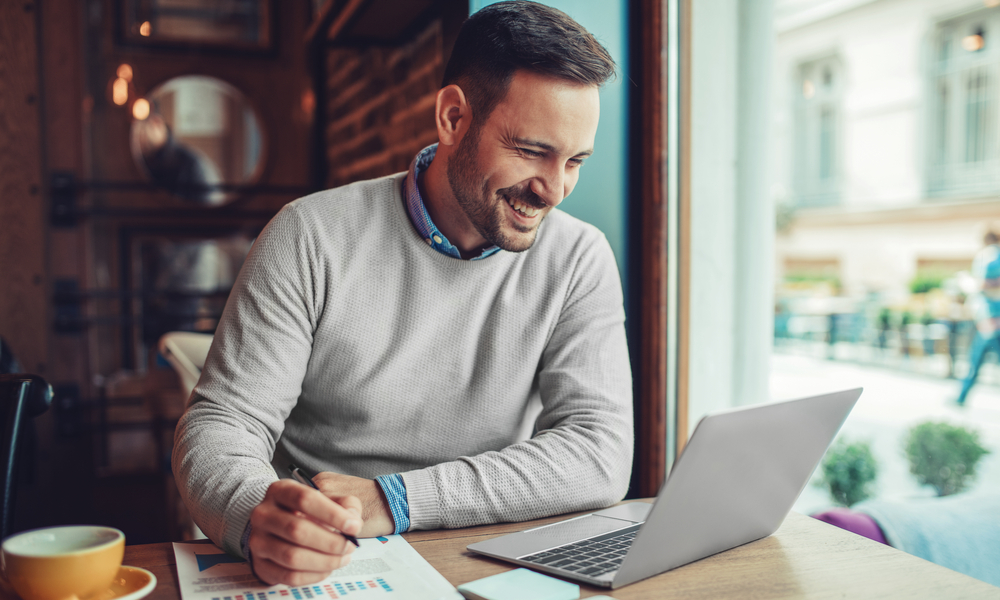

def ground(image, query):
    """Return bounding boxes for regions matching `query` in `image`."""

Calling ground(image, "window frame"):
[793,54,844,208]
[630,0,688,496]
[928,7,1000,198]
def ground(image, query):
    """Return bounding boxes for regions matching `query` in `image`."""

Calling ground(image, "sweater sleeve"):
[400,231,634,530]
[172,204,319,556]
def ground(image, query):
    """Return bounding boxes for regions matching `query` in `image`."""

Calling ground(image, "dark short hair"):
[442,1,616,126]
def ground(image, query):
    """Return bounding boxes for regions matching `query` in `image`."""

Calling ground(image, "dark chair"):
[0,374,53,539]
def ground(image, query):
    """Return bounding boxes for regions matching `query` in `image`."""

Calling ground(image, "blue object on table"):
[457,568,579,600]
[854,493,1000,587]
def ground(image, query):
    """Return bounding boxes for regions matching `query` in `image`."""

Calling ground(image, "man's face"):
[446,70,601,252]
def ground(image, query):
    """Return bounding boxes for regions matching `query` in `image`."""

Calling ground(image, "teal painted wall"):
[469,0,630,295]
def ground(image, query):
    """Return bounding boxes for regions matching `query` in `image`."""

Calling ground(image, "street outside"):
[771,349,1000,515]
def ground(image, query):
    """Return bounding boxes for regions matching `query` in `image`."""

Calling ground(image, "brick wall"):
[324,19,446,188]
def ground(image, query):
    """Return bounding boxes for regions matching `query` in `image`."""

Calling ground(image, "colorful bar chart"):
[211,578,394,600]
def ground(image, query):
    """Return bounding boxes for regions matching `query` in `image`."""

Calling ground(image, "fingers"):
[248,480,361,586]
[323,493,364,531]
[270,479,363,536]
[251,495,358,556]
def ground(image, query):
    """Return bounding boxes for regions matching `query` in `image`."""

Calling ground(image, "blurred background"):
[766,0,1000,515]
[1,0,998,549]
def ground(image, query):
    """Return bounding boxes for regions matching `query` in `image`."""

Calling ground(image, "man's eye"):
[569,158,585,168]
[517,147,542,157]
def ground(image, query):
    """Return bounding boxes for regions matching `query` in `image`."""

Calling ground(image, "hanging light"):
[112,77,128,106]
[117,64,133,81]
[132,98,150,120]
[139,21,151,37]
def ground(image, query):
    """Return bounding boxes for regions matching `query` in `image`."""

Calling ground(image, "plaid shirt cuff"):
[374,473,410,534]
[241,520,253,565]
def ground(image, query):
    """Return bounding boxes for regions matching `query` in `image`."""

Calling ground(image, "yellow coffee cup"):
[2,525,125,600]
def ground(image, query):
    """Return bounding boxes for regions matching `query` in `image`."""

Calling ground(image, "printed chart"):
[173,535,461,600]
[208,578,392,600]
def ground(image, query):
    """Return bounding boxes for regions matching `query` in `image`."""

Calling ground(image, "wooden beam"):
[633,0,669,498]
[41,0,92,395]
[0,0,48,375]
[676,0,691,458]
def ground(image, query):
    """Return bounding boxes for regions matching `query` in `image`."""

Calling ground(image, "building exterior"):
[773,0,1000,306]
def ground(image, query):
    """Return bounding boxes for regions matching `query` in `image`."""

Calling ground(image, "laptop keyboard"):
[520,524,641,578]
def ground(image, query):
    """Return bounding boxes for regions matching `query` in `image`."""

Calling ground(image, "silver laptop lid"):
[612,387,862,588]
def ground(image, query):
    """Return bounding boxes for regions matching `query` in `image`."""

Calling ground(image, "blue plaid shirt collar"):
[403,144,501,261]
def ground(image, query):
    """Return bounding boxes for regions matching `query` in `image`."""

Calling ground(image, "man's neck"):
[419,153,489,258]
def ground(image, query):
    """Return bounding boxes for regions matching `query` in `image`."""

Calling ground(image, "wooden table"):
[121,501,997,599]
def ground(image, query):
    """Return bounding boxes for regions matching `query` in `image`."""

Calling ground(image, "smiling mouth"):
[504,195,542,218]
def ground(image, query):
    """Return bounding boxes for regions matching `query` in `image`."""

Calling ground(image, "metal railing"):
[774,312,998,383]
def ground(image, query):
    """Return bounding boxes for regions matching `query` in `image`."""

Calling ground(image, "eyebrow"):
[513,137,593,158]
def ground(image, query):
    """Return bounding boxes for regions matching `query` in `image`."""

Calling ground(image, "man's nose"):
[530,164,567,207]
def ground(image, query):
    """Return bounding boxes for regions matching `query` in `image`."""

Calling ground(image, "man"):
[956,230,1000,406]
[172,1,632,586]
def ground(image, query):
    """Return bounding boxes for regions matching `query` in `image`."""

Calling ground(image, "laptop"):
[467,388,863,589]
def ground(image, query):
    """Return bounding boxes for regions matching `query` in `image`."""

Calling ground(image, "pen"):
[289,463,360,547]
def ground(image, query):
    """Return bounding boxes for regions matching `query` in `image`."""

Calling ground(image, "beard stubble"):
[446,124,548,253]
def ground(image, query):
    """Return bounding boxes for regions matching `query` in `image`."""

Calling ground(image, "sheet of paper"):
[172,535,462,600]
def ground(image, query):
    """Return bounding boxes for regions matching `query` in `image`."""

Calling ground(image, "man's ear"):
[435,84,472,147]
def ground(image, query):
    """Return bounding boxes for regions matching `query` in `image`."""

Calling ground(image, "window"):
[794,56,842,207]
[929,8,1000,197]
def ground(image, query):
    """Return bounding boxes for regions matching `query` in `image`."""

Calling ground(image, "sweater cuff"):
[399,469,441,531]
[222,480,271,558]
[374,474,410,534]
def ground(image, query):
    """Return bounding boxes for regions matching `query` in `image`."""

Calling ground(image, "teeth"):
[506,197,539,217]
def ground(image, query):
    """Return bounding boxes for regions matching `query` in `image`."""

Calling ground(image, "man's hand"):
[313,472,395,538]
[248,479,362,585]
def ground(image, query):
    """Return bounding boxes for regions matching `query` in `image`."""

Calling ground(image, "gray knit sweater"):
[172,173,633,556]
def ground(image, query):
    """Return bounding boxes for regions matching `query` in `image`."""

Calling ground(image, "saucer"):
[90,566,157,600]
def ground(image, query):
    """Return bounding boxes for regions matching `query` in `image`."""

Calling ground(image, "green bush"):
[904,422,990,496]
[819,439,878,506]
[909,271,948,294]
[784,272,841,289]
